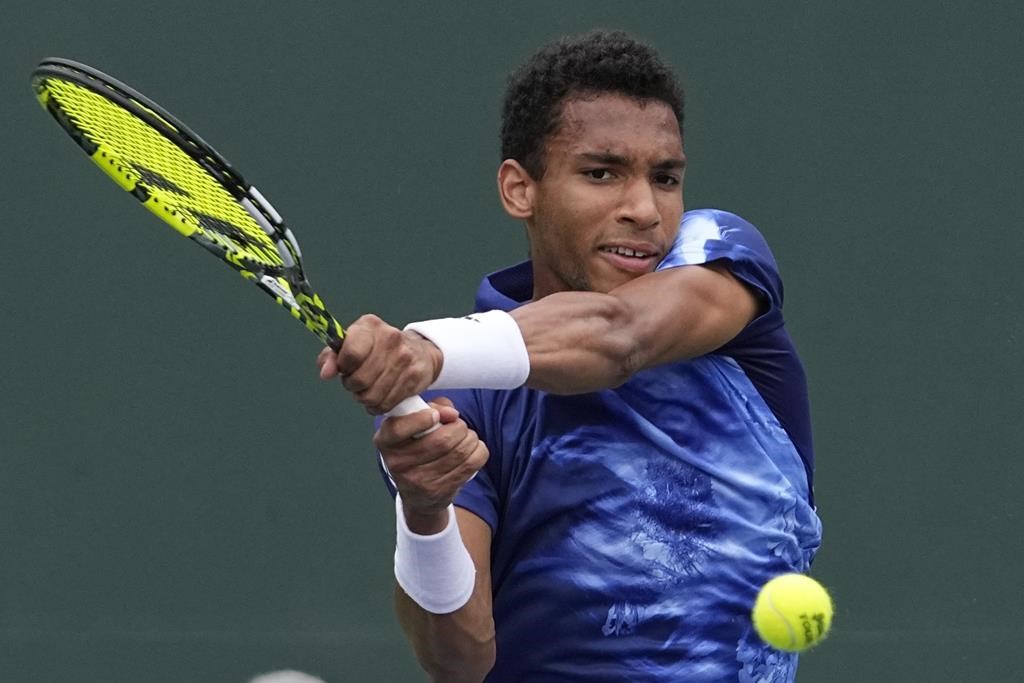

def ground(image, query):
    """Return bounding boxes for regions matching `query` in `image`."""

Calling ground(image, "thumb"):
[429,396,460,423]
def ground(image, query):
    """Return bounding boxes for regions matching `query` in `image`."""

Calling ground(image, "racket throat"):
[259,274,300,310]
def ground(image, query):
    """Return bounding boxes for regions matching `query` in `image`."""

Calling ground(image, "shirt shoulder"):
[659,208,784,309]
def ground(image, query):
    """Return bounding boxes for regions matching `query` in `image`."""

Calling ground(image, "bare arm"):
[395,508,495,683]
[369,401,496,682]
[317,263,759,412]
[511,262,760,394]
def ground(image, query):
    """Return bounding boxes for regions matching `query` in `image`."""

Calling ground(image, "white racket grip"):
[385,395,440,437]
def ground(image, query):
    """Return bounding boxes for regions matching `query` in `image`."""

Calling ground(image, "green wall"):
[2,2,1021,680]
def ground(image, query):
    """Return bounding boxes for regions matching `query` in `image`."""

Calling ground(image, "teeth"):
[603,246,649,258]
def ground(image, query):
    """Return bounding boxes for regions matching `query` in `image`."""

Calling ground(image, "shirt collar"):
[474,260,533,312]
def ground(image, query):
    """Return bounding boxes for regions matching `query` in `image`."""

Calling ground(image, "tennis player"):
[319,30,822,682]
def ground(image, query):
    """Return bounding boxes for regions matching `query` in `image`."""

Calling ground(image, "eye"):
[654,173,681,187]
[584,168,615,181]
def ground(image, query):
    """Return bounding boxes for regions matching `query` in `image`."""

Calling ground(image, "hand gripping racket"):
[32,58,431,420]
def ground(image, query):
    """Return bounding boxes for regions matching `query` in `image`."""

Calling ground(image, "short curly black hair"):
[500,30,684,179]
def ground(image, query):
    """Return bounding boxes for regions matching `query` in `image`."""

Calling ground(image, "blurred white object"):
[249,671,327,683]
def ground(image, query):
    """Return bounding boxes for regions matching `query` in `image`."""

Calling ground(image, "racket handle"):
[385,395,440,436]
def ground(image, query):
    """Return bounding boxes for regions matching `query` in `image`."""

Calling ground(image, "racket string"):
[43,77,284,269]
[36,64,346,350]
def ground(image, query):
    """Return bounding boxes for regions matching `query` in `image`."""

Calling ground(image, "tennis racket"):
[32,58,430,419]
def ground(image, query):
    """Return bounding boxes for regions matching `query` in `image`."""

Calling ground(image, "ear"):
[497,159,535,219]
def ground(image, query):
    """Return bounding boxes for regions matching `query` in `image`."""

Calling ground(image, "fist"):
[375,397,489,524]
[317,314,442,414]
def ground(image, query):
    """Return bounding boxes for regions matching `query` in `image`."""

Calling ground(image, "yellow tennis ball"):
[752,573,833,652]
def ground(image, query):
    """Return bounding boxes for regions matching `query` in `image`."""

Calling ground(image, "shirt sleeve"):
[656,208,785,343]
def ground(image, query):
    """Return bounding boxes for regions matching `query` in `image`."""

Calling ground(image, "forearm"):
[394,265,756,400]
[395,578,496,683]
[391,501,497,683]
[510,264,758,394]
[511,290,640,393]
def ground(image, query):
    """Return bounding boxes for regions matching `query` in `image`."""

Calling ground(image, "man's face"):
[526,93,685,297]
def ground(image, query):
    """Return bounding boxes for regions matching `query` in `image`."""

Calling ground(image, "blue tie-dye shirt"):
[381,209,822,682]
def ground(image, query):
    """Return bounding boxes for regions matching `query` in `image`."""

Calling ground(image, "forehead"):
[547,93,683,159]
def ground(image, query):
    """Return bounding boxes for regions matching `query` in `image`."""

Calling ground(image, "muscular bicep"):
[618,261,762,369]
[511,262,760,394]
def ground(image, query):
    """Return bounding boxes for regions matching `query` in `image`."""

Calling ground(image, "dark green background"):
[2,1,1021,681]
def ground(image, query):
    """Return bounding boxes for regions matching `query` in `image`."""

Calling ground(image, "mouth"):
[598,244,660,273]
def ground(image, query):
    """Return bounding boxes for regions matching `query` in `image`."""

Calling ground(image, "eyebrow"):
[576,151,687,170]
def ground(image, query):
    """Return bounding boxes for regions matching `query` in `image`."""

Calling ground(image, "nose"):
[616,178,660,230]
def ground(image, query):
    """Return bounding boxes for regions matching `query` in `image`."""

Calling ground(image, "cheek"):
[530,204,575,261]
[533,180,614,255]
[536,191,591,242]
[561,186,616,233]
[659,194,684,227]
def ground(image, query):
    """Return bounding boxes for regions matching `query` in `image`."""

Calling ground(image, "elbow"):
[519,290,647,393]
[396,580,496,683]
[599,295,645,386]
[464,639,497,683]
[424,636,496,683]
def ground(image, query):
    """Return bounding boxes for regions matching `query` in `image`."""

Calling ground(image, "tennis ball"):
[752,573,833,652]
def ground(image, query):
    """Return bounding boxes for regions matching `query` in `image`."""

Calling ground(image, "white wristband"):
[394,495,476,614]
[404,310,530,390]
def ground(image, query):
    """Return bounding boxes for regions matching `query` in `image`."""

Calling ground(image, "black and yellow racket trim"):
[33,58,345,350]
[35,58,248,196]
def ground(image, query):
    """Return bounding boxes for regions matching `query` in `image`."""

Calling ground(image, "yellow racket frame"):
[32,59,345,348]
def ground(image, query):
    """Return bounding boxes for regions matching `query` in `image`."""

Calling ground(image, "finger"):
[341,347,388,399]
[465,440,490,474]
[365,357,417,414]
[377,418,467,470]
[365,332,431,413]
[375,407,442,448]
[345,364,383,400]
[423,437,489,491]
[427,397,460,424]
[336,325,374,377]
[318,347,339,379]
[453,428,481,464]
[436,405,460,424]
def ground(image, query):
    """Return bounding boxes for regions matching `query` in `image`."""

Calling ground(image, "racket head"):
[32,58,345,349]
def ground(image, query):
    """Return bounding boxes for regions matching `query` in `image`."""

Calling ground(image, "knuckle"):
[356,313,382,327]
[441,430,463,453]
[356,391,381,411]
[456,430,476,454]
[338,348,363,371]
[342,375,367,393]
[474,442,490,465]
[400,472,436,497]
[449,419,469,438]
[394,344,413,365]
[390,460,416,481]
[461,448,488,478]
